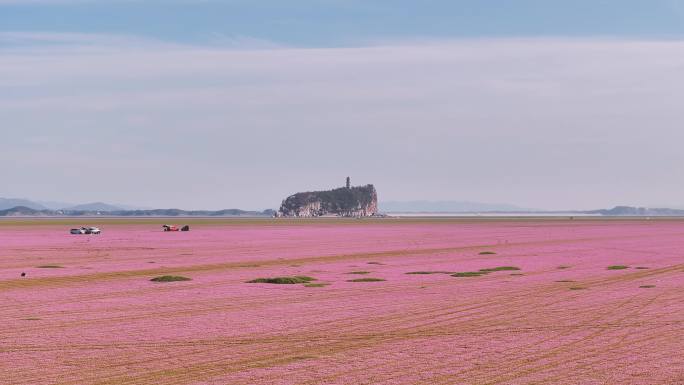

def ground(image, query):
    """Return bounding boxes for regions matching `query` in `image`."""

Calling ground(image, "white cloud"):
[2,34,684,209]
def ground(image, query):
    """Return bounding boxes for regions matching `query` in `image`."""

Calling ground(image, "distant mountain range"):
[3,196,684,217]
[63,202,126,211]
[380,200,532,213]
[4,205,682,217]
[0,197,272,216]
[380,201,684,216]
[0,198,48,211]
[0,198,151,212]
[0,206,275,217]
[585,206,684,216]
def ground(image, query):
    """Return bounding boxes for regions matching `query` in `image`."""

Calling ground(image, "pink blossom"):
[0,219,682,384]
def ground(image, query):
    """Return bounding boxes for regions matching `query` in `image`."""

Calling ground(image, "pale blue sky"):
[3,0,684,46]
[3,1,684,210]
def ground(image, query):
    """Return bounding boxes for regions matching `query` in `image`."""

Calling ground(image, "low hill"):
[0,206,54,216]
[64,202,124,211]
[0,198,47,211]
[587,206,684,216]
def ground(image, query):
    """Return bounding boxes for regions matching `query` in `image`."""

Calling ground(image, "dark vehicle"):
[163,224,190,232]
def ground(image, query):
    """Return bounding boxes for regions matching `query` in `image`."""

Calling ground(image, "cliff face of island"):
[278,184,378,217]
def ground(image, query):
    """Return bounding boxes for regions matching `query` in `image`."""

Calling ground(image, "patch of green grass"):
[367,261,384,265]
[304,283,329,288]
[557,265,571,269]
[347,271,371,275]
[247,276,316,284]
[509,273,524,276]
[635,267,649,270]
[479,251,497,255]
[569,286,586,290]
[150,275,192,282]
[479,266,521,272]
[347,278,386,282]
[555,280,576,283]
[36,265,63,268]
[639,285,656,288]
[405,271,452,275]
[451,271,488,277]
[607,265,629,270]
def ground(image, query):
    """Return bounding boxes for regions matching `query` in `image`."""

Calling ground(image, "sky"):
[3,0,684,210]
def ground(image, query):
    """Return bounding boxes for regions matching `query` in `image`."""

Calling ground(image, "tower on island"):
[346,177,351,189]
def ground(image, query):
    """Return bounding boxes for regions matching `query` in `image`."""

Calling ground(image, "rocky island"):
[278,178,378,217]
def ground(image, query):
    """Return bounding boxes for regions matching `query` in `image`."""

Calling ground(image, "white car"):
[69,227,101,235]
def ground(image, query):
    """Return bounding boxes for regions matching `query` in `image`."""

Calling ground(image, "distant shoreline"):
[386,212,601,217]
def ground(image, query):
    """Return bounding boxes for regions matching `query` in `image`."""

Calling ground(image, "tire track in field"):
[528,286,684,385]
[333,280,654,385]
[5,260,672,378]
[6,232,684,382]
[49,272,630,385]
[1,231,672,291]
[8,272,580,382]
[195,281,674,385]
[4,260,680,348]
[535,324,684,384]
[376,268,671,384]
[25,288,668,384]
[442,289,671,385]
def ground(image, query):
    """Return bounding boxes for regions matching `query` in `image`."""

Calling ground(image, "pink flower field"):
[1,218,683,385]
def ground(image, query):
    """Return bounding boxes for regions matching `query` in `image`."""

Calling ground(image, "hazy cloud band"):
[2,35,684,210]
